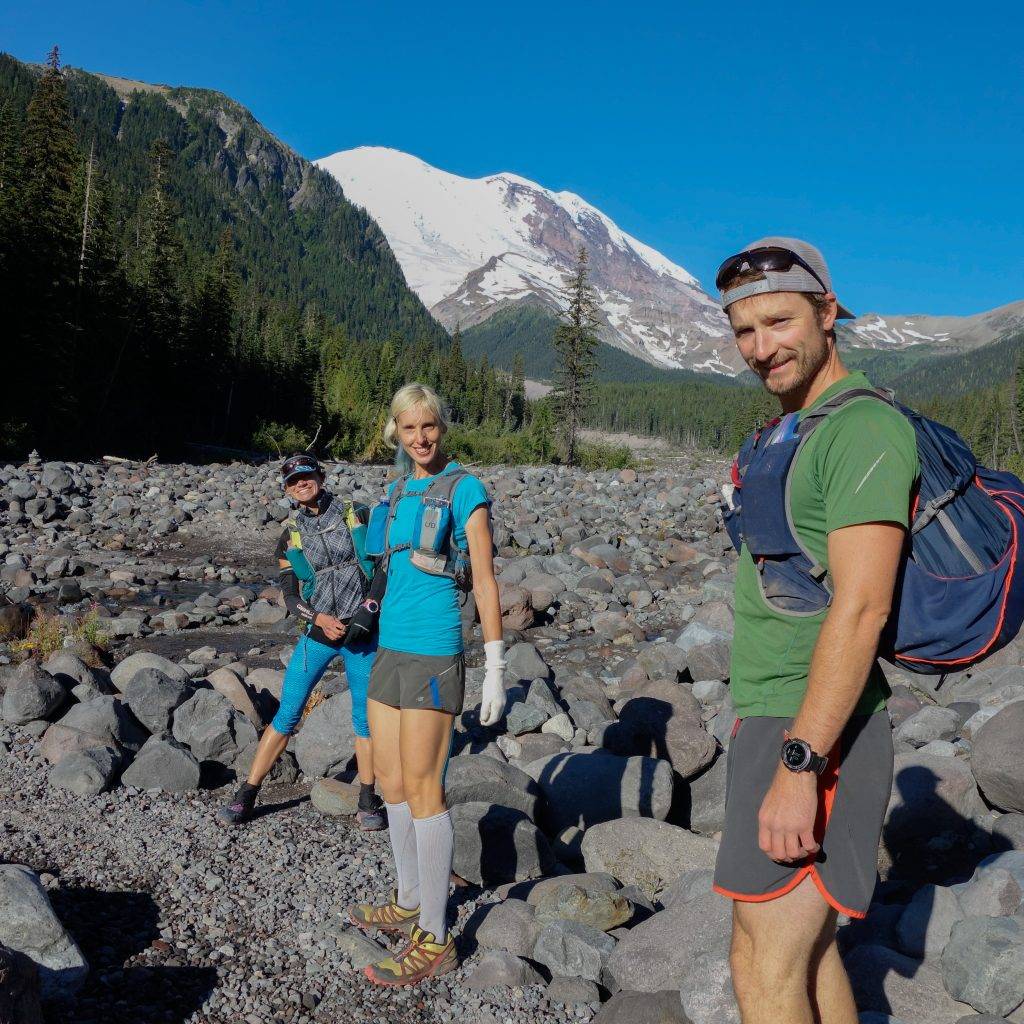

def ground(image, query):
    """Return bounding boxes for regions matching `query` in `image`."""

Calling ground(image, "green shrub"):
[578,441,635,471]
[252,421,311,455]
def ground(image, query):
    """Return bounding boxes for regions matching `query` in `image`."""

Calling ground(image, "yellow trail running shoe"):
[347,890,420,935]
[364,925,459,986]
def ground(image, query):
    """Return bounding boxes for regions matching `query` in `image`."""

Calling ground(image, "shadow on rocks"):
[849,763,1011,1017]
[48,886,217,1024]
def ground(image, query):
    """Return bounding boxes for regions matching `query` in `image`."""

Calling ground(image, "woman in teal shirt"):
[348,383,506,986]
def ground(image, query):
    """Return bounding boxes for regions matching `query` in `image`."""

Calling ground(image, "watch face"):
[783,740,809,770]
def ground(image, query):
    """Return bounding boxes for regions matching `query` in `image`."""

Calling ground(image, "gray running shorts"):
[368,647,465,715]
[713,710,893,919]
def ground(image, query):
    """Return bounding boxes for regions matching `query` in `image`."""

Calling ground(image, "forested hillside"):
[0,52,532,462]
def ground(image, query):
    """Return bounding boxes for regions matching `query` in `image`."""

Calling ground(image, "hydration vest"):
[724,386,1024,674]
[285,497,373,603]
[365,464,481,588]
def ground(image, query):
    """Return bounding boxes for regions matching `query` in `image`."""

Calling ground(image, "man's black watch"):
[780,738,828,775]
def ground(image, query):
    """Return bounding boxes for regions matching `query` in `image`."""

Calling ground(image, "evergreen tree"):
[552,246,600,465]
[505,351,526,429]
[443,324,467,421]
[11,46,82,445]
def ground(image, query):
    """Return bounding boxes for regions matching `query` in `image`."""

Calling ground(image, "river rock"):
[123,668,193,735]
[844,943,969,1024]
[1,662,67,725]
[894,706,961,748]
[525,750,674,835]
[533,919,616,982]
[534,883,632,932]
[451,802,556,885]
[121,736,201,792]
[955,867,1023,917]
[110,651,190,692]
[293,690,356,778]
[895,884,963,959]
[475,899,541,958]
[582,818,718,898]
[0,865,88,1001]
[0,942,44,1024]
[310,777,361,816]
[973,704,1024,813]
[172,689,256,766]
[604,891,730,992]
[40,696,146,765]
[47,745,121,797]
[592,990,692,1024]
[687,752,728,834]
[444,754,543,821]
[941,915,1024,1017]
[463,949,544,989]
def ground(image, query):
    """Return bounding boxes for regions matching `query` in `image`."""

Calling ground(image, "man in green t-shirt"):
[711,238,918,1024]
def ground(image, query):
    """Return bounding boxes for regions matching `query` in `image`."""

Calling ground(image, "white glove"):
[479,640,507,727]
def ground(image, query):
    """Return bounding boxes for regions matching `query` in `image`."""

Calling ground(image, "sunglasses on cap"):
[715,246,828,294]
[281,455,321,484]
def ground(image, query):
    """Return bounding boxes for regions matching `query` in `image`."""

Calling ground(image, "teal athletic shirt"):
[378,462,490,656]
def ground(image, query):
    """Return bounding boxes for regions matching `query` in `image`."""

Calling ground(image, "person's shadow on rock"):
[841,763,1012,1018]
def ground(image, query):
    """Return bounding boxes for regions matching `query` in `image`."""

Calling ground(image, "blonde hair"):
[383,382,450,449]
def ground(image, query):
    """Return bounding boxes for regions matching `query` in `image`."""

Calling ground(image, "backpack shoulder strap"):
[797,386,895,438]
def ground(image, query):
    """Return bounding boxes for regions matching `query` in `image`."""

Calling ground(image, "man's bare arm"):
[757,519,904,863]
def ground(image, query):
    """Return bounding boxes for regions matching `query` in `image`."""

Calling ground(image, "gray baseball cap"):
[717,236,855,319]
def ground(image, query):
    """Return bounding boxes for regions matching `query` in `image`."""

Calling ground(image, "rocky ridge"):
[2,452,1024,1023]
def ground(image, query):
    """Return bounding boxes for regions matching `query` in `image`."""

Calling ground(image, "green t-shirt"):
[730,372,919,718]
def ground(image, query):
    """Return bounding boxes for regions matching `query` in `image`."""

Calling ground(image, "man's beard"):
[751,331,830,396]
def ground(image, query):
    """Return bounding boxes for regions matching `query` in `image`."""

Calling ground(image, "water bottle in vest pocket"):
[411,497,453,575]
[365,499,390,559]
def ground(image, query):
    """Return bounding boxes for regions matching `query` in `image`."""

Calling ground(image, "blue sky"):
[4,0,1022,316]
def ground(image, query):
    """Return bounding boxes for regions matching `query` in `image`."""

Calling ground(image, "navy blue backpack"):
[723,387,1024,674]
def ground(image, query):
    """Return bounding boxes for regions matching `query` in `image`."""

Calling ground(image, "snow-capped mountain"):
[839,301,1024,353]
[316,147,740,374]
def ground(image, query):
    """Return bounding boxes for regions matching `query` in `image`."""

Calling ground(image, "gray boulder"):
[48,745,121,797]
[2,662,66,725]
[955,867,1023,918]
[475,899,541,958]
[592,990,691,1024]
[604,892,730,992]
[533,919,616,982]
[293,691,356,778]
[0,865,88,1001]
[121,737,201,792]
[973,704,1024,813]
[547,975,601,1006]
[679,945,740,1024]
[525,750,674,835]
[41,696,146,765]
[172,688,257,766]
[444,754,544,822]
[451,802,556,886]
[463,949,544,989]
[895,884,963,959]
[43,651,108,695]
[992,813,1024,851]
[687,753,728,834]
[506,642,552,682]
[673,622,730,680]
[124,668,193,735]
[507,702,549,736]
[894,706,961,748]
[941,915,1024,1017]
[582,819,718,898]
[310,777,361,816]
[110,651,190,692]
[844,943,970,1024]
[534,883,632,932]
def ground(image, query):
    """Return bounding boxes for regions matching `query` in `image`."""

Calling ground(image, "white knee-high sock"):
[413,809,454,940]
[385,801,419,910]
